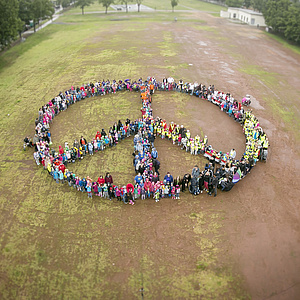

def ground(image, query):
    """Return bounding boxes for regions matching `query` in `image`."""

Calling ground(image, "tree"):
[0,0,21,50]
[75,0,95,15]
[98,0,114,14]
[57,0,73,8]
[18,0,33,38]
[225,0,243,7]
[19,0,33,26]
[251,0,266,12]
[259,0,300,43]
[284,4,300,42]
[244,0,251,8]
[263,0,291,33]
[171,0,178,12]
[120,0,132,13]
[136,0,143,12]
[31,0,55,32]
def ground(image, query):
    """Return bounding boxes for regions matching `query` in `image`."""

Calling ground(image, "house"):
[220,7,266,27]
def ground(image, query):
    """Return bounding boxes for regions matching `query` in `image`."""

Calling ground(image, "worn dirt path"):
[172,11,300,300]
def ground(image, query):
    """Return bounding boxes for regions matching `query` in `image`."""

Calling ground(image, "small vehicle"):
[242,94,251,106]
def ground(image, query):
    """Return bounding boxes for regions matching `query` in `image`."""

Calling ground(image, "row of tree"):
[77,0,179,14]
[213,0,300,43]
[0,0,55,50]
[260,0,300,43]
[0,0,180,50]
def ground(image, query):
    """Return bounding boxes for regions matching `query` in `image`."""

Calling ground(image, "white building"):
[220,7,266,27]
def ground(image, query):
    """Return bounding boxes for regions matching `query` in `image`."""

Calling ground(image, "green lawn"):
[65,1,114,14]
[64,0,224,13]
[0,4,247,299]
[264,32,300,56]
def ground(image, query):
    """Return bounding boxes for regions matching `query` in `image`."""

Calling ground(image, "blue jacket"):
[164,174,173,184]
[53,170,58,180]
[134,175,142,184]
[151,150,158,159]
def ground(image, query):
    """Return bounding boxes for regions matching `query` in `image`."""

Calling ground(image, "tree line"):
[0,0,180,51]
[76,0,179,14]
[0,0,56,50]
[212,0,300,43]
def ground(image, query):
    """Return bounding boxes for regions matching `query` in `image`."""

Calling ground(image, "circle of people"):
[28,76,269,204]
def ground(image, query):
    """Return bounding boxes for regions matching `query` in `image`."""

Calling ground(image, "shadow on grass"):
[0,26,60,72]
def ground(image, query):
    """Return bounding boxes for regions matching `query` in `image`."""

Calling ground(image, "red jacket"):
[126,183,134,193]
[144,180,152,191]
[97,177,105,185]
[59,164,66,173]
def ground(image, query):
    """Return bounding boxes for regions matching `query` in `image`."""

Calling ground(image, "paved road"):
[23,7,63,35]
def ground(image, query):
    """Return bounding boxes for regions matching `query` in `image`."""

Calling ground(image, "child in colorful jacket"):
[154,190,160,202]
[175,185,180,199]
[87,185,92,198]
[171,186,176,199]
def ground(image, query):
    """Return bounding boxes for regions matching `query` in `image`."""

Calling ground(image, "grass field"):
[67,0,224,13]
[0,2,248,297]
[4,0,300,299]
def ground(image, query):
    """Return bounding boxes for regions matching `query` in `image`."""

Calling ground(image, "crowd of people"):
[27,76,269,203]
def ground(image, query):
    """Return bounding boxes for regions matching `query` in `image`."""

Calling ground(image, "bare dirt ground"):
[114,10,300,299]
[171,12,300,300]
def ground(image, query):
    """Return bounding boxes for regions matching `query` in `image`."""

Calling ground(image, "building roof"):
[228,7,263,16]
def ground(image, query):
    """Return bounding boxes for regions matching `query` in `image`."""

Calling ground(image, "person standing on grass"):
[53,167,59,183]
[105,172,113,186]
[87,185,92,199]
[97,175,105,186]
[80,135,87,146]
